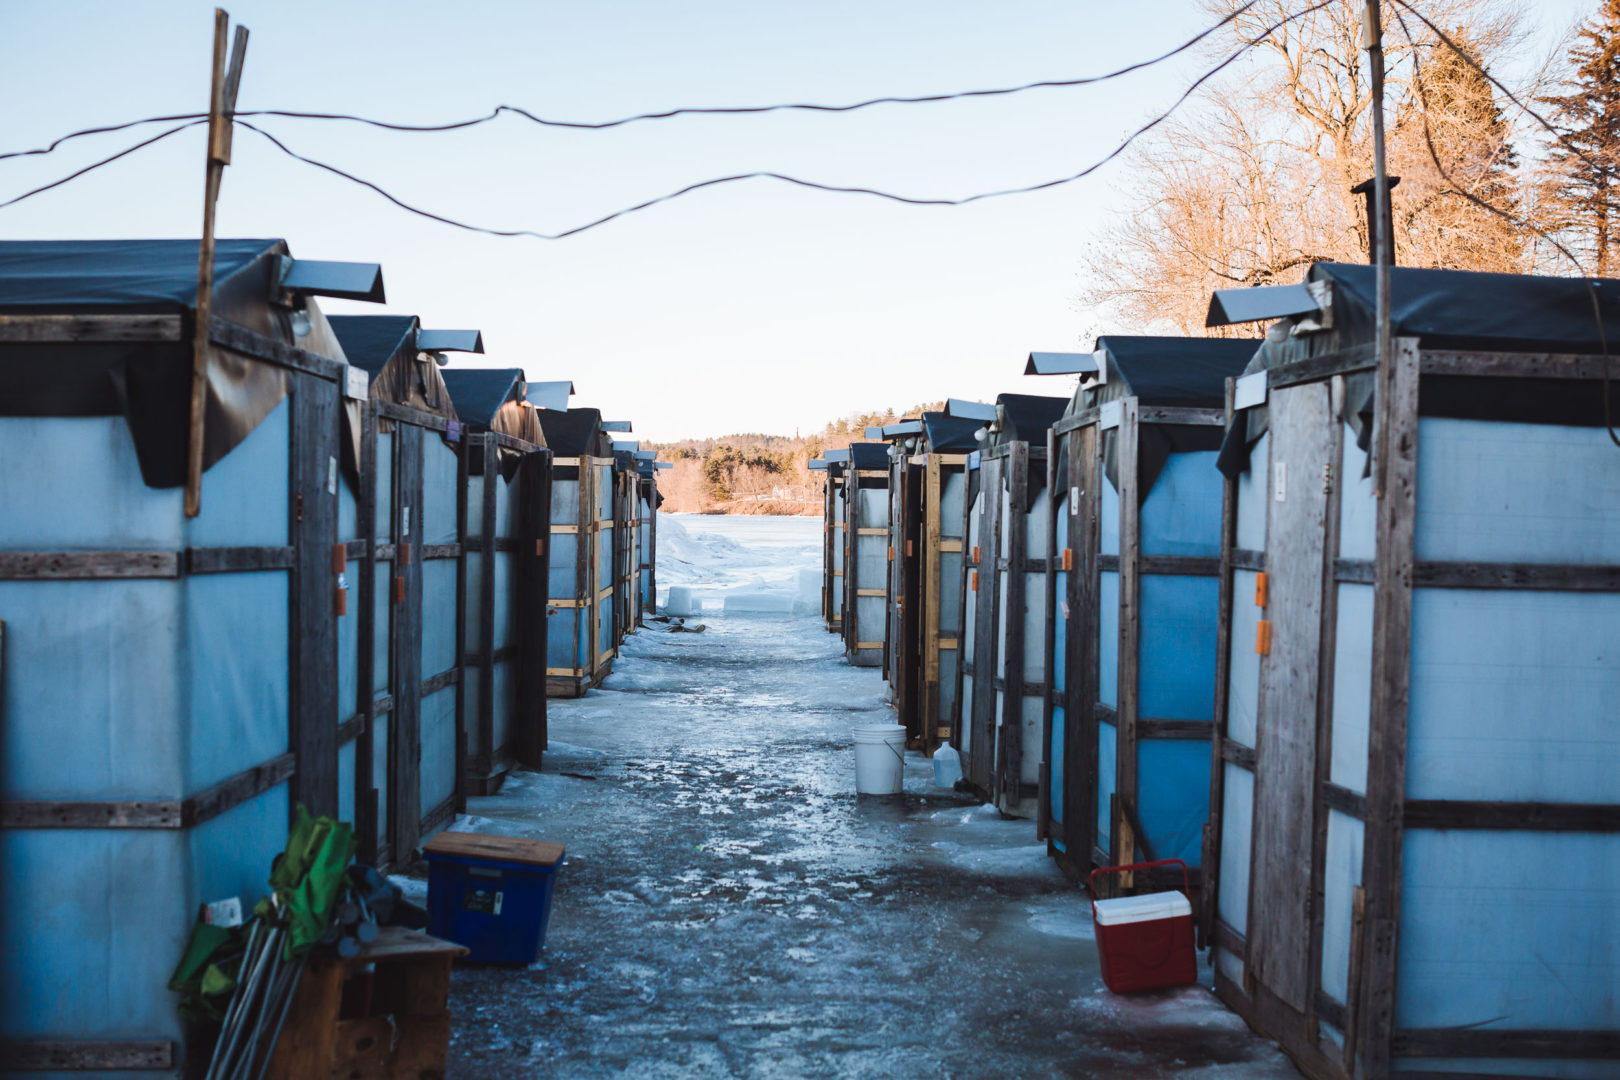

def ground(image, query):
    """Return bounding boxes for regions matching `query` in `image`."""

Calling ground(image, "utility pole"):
[1363,0,1393,497]
[186,9,249,517]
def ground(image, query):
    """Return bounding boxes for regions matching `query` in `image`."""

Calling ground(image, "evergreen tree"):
[1392,26,1524,270]
[1541,0,1620,274]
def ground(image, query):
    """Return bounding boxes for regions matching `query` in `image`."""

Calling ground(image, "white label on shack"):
[343,366,370,400]
[1273,461,1287,503]
[1099,401,1123,430]
[1070,486,1080,508]
[402,506,411,537]
[327,456,338,495]
[1234,370,1268,411]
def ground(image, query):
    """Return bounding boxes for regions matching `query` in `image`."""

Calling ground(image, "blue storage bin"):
[423,832,565,964]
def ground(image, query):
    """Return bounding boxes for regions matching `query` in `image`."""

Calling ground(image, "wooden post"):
[185,10,248,517]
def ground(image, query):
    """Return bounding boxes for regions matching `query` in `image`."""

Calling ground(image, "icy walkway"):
[439,516,1302,1079]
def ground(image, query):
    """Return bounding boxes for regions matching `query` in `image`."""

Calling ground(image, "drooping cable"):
[0,119,207,211]
[233,0,1333,241]
[0,0,1272,162]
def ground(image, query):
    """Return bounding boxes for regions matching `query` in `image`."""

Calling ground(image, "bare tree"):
[1084,0,1541,333]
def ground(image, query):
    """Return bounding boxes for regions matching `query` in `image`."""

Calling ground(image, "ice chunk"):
[666,585,698,616]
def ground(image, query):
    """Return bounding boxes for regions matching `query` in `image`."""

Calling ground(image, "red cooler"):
[1089,859,1197,994]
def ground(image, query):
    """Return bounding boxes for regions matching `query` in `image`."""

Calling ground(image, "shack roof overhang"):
[1025,351,1101,377]
[440,367,525,427]
[527,380,575,411]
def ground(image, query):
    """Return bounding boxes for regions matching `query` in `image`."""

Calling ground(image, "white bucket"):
[853,723,907,795]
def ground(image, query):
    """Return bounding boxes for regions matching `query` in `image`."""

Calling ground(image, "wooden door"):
[1246,381,1333,1011]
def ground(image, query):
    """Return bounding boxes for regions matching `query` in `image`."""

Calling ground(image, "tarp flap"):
[1025,351,1098,376]
[537,407,604,456]
[279,259,385,304]
[921,411,984,453]
[413,329,483,354]
[0,239,335,488]
[945,397,997,422]
[327,315,414,378]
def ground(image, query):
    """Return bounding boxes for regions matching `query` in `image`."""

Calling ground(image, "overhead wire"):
[0,0,1272,165]
[0,119,206,211]
[235,0,1333,241]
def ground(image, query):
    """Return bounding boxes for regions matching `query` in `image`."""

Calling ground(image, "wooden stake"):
[185,10,249,517]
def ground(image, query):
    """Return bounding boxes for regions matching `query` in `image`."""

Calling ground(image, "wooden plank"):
[209,316,344,381]
[186,545,295,573]
[0,313,182,342]
[1230,548,1268,572]
[515,450,552,768]
[1266,343,1378,389]
[1359,337,1421,1079]
[421,667,460,696]
[855,527,888,536]
[0,551,178,580]
[1391,1029,1620,1059]
[923,453,943,751]
[1322,782,1367,820]
[968,454,1001,790]
[291,371,340,818]
[1306,374,1349,1040]
[391,423,425,856]
[1404,799,1620,831]
[475,437,497,776]
[453,436,472,809]
[1222,740,1257,769]
[185,751,297,828]
[855,588,886,597]
[1247,378,1334,1014]
[1073,423,1103,867]
[1,799,181,829]
[1115,399,1141,866]
[421,543,461,560]
[1138,405,1226,426]
[1420,348,1620,380]
[1337,559,1620,592]
[376,399,450,432]
[1136,718,1216,739]
[356,403,379,865]
[1201,377,1240,946]
[337,713,365,746]
[999,443,1030,805]
[0,1040,175,1069]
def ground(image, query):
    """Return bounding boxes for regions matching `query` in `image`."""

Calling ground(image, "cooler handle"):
[1088,858,1191,918]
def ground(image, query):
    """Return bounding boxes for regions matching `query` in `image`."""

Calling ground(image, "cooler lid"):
[1093,889,1191,926]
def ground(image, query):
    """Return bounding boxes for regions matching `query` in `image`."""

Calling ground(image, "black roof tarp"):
[441,367,524,427]
[1062,337,1258,503]
[984,394,1067,450]
[538,407,605,457]
[920,412,983,454]
[1219,263,1620,477]
[848,443,890,470]
[0,239,349,489]
[1086,336,1260,410]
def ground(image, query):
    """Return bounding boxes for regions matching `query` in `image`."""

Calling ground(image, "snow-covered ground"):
[438,516,1302,1079]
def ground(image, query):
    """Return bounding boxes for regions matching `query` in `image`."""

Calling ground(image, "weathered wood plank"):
[1359,337,1422,1078]
[355,402,380,866]
[186,545,296,573]
[1391,1028,1620,1059]
[1420,348,1620,380]
[290,371,340,819]
[0,313,182,342]
[0,1040,174,1069]
[1322,782,1367,820]
[209,316,344,381]
[186,752,297,827]
[1404,799,1620,831]
[999,443,1030,804]
[0,551,178,580]
[1337,559,1620,591]
[1247,379,1334,1014]
[1115,400,1141,865]
[1201,377,1240,946]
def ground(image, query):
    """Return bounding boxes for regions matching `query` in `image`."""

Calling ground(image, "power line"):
[235,1,1331,241]
[0,0,1271,164]
[0,119,206,211]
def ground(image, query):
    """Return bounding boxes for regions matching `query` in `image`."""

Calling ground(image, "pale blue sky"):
[0,1,1591,440]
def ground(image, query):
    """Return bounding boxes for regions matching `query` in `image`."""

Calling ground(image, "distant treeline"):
[647,402,944,514]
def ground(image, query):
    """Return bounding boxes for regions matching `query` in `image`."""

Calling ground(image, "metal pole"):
[1365,0,1394,497]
